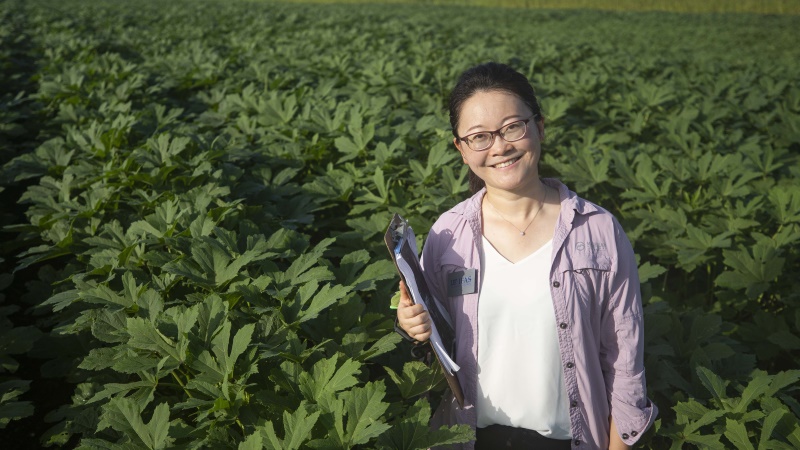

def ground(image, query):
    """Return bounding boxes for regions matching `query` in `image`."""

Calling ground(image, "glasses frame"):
[457,114,539,152]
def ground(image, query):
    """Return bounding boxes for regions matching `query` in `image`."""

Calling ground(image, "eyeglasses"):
[457,116,536,152]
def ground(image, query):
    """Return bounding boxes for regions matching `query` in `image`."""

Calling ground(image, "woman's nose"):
[488,133,514,154]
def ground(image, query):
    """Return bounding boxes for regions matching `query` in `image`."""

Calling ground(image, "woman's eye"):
[471,133,489,142]
[505,122,522,131]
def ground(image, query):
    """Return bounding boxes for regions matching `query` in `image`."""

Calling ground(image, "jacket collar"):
[455,178,599,223]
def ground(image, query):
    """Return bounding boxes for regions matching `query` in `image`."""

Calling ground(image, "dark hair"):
[448,62,543,193]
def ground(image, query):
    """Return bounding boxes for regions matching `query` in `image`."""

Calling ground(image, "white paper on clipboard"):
[391,219,459,374]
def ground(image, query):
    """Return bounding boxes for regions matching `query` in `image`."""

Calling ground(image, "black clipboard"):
[385,213,465,409]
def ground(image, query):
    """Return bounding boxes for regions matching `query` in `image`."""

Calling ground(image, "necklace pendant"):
[520,231,525,236]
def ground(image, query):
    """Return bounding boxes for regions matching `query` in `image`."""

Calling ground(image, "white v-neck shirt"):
[476,236,572,439]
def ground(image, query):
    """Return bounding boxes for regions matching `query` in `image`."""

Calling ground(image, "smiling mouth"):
[492,156,521,169]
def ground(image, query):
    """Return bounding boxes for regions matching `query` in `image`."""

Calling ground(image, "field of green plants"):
[1,0,799,448]
[280,0,800,15]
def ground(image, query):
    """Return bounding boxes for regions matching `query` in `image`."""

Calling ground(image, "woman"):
[396,62,657,450]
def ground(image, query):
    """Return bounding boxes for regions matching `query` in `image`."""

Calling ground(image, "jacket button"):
[622,433,630,439]
[552,281,560,288]
[570,400,577,407]
[574,440,581,446]
[566,362,574,369]
[631,431,638,437]
[559,322,567,329]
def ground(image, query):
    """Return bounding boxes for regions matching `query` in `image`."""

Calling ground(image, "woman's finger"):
[397,301,423,317]
[414,330,431,342]
[409,323,431,342]
[399,307,428,323]
[407,320,431,335]
[398,281,413,305]
[400,311,430,336]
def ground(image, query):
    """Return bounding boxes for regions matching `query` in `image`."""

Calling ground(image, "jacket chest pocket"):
[560,255,612,313]
[434,253,471,289]
[434,256,476,317]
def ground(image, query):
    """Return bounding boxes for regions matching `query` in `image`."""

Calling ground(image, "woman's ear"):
[536,118,545,142]
[454,138,467,163]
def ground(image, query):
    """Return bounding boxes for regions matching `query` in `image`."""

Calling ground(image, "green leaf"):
[358,332,401,362]
[765,371,800,397]
[282,238,336,285]
[88,380,154,402]
[197,294,227,345]
[312,382,391,449]
[127,317,185,363]
[162,237,247,288]
[735,375,773,413]
[257,421,283,449]
[282,402,321,450]
[716,238,785,298]
[112,354,162,374]
[689,313,722,346]
[759,409,788,450]
[209,320,254,377]
[767,330,800,351]
[93,309,129,343]
[340,330,369,359]
[128,219,167,239]
[121,272,141,306]
[701,342,735,362]
[169,304,199,337]
[390,290,401,309]
[0,380,31,403]
[741,410,765,423]
[697,366,730,407]
[385,361,445,399]
[0,400,35,429]
[685,409,726,434]
[685,433,725,450]
[638,261,666,283]
[299,354,361,401]
[725,418,755,450]
[239,431,263,450]
[375,398,474,449]
[674,399,710,420]
[148,403,170,449]
[334,251,394,291]
[290,283,353,325]
[342,382,391,446]
[352,260,395,291]
[0,380,33,428]
[79,347,119,371]
[0,325,42,361]
[230,323,255,368]
[41,289,79,312]
[671,225,732,272]
[335,137,361,162]
[97,398,172,449]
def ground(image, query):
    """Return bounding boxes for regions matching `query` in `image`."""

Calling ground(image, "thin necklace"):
[485,187,548,237]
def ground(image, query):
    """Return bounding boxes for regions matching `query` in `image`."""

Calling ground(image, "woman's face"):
[453,90,544,195]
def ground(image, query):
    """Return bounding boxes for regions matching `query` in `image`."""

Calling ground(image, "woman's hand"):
[396,281,431,342]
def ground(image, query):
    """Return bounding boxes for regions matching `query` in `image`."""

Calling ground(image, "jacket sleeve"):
[600,217,658,446]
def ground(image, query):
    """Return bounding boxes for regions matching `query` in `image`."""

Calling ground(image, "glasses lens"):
[469,132,492,151]
[501,121,527,142]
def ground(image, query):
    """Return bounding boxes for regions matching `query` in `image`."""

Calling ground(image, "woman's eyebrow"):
[463,114,524,133]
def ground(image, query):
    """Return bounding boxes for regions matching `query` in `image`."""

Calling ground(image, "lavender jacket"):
[424,179,657,450]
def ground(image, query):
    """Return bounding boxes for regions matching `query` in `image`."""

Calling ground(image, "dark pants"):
[475,424,572,450]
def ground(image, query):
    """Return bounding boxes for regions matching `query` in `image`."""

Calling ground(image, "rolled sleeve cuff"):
[609,370,659,446]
